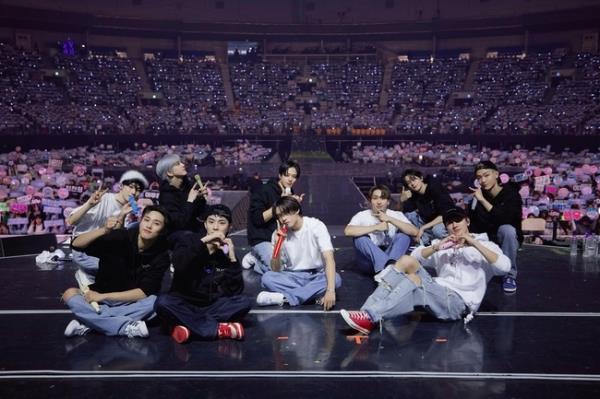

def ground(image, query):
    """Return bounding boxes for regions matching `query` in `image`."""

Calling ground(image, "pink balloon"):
[25,185,35,195]
[557,188,569,199]
[533,168,542,177]
[500,173,509,184]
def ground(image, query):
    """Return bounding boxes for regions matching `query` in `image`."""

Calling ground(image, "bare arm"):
[71,217,120,249]
[344,222,387,237]
[85,288,146,304]
[321,250,337,311]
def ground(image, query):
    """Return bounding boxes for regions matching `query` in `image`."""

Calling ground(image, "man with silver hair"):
[156,153,207,235]
[67,170,149,286]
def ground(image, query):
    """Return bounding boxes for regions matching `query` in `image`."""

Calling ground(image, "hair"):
[278,159,301,180]
[368,184,391,200]
[141,205,170,230]
[155,154,181,181]
[474,160,498,175]
[401,169,424,182]
[204,204,232,224]
[273,196,302,217]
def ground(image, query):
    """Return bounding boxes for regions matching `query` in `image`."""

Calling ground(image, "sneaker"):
[217,322,244,340]
[64,319,91,337]
[171,325,191,344]
[256,291,285,306]
[123,321,149,338]
[502,277,517,293]
[241,252,257,270]
[341,309,375,335]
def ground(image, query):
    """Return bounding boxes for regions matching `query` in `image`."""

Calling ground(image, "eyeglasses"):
[127,184,143,193]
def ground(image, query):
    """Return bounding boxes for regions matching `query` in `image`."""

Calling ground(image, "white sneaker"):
[123,321,149,338]
[64,319,91,337]
[256,291,285,306]
[242,252,257,270]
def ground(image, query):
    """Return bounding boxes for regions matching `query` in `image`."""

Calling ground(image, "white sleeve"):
[348,211,366,226]
[315,220,334,253]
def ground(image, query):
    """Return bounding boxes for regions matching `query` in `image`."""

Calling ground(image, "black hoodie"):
[169,233,244,306]
[158,177,206,233]
[247,178,283,246]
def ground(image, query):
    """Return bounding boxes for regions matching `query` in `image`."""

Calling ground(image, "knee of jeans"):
[353,236,371,248]
[497,224,517,239]
[62,287,81,303]
[261,271,277,287]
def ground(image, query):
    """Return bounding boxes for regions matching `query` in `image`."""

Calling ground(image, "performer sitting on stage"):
[341,207,510,334]
[345,184,418,276]
[154,205,251,343]
[62,205,170,338]
[243,160,304,274]
[256,197,341,310]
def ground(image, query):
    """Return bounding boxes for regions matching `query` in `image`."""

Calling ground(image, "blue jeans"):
[362,265,467,322]
[405,211,447,246]
[353,233,411,274]
[72,250,99,282]
[261,270,342,306]
[66,294,157,336]
[251,241,274,275]
[497,224,518,279]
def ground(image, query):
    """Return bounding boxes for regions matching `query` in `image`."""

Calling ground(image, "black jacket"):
[169,233,244,306]
[403,176,454,223]
[469,183,524,244]
[247,178,283,246]
[158,178,206,233]
[74,228,170,296]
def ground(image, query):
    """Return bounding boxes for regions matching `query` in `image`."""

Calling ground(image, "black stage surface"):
[1,232,600,399]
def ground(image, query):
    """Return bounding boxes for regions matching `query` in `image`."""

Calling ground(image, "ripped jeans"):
[361,265,467,322]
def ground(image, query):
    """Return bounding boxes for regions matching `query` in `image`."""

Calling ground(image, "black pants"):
[155,294,251,339]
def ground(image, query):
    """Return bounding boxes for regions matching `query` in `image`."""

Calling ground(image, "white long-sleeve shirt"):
[411,233,510,313]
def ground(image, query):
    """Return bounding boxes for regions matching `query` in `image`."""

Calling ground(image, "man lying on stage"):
[255,196,341,310]
[154,205,251,344]
[341,206,510,334]
[62,205,170,338]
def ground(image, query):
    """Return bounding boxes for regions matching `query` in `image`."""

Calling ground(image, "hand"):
[84,289,104,304]
[201,231,227,246]
[373,211,391,223]
[416,227,425,243]
[104,216,122,230]
[187,183,202,202]
[198,184,209,199]
[469,187,484,202]
[119,202,133,219]
[374,221,388,232]
[400,187,412,202]
[223,237,236,261]
[446,233,469,249]
[292,193,305,203]
[321,289,336,311]
[87,188,108,207]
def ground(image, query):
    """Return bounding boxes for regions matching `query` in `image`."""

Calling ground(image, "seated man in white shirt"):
[345,184,418,275]
[341,206,510,334]
[255,196,341,310]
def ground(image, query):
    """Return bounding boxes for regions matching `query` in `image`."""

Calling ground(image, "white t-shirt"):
[71,193,122,236]
[272,216,334,271]
[348,209,412,246]
[411,233,511,312]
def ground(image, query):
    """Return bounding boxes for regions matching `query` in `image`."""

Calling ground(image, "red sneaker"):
[217,322,245,340]
[341,309,375,334]
[171,325,191,344]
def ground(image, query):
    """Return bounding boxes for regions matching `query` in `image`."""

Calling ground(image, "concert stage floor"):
[1,234,600,399]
